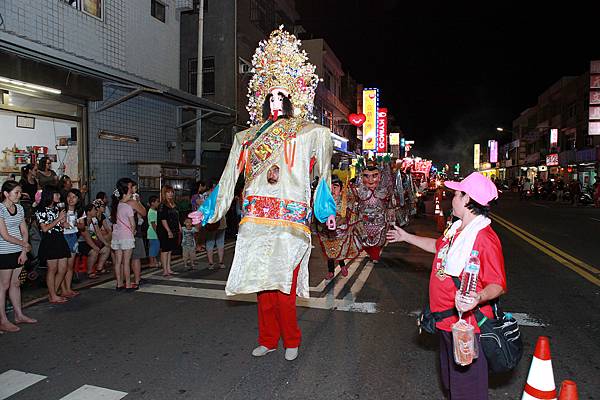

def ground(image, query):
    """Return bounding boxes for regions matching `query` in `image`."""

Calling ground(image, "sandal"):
[125,284,139,292]
[219,263,225,269]
[87,273,98,279]
[207,264,215,270]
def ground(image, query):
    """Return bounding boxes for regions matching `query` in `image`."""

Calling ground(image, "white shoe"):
[284,347,298,361]
[252,345,276,357]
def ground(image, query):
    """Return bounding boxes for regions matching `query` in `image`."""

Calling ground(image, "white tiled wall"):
[0,0,180,88]
[88,86,181,196]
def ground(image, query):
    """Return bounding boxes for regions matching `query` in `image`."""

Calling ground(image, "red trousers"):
[364,245,382,261]
[257,265,301,349]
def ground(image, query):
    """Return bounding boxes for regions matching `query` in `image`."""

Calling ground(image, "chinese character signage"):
[362,88,378,150]
[550,128,558,147]
[377,108,388,153]
[390,132,400,145]
[488,140,498,163]
[474,144,480,169]
[546,153,559,166]
[590,61,600,135]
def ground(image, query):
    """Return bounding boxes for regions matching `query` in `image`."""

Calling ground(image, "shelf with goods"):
[131,161,203,214]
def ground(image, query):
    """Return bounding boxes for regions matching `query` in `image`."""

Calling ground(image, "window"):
[60,0,103,20]
[151,0,166,22]
[188,57,216,96]
[250,0,275,33]
[323,110,334,131]
[202,57,215,95]
[192,0,209,13]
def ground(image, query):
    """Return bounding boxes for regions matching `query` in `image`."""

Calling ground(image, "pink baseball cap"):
[444,172,498,206]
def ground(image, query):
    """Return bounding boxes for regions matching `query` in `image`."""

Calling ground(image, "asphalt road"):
[1,195,598,399]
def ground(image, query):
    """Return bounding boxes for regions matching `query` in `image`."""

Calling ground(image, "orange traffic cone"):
[558,380,578,400]
[522,336,557,400]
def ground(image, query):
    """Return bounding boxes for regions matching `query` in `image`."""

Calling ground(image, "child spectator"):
[146,196,160,268]
[181,217,197,270]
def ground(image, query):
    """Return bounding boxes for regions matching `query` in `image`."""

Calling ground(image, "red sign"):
[400,158,432,177]
[377,108,388,153]
[546,153,559,166]
[348,113,366,127]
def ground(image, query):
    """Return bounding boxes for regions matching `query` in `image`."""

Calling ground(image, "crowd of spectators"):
[0,165,238,333]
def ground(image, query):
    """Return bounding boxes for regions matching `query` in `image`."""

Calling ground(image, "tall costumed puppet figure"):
[353,158,396,263]
[189,26,336,361]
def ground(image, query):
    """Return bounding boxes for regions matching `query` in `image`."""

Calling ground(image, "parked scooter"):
[579,186,594,205]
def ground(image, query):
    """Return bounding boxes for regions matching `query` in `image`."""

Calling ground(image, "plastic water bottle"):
[457,250,480,311]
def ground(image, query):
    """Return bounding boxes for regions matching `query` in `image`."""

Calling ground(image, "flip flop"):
[49,298,68,304]
[15,318,37,324]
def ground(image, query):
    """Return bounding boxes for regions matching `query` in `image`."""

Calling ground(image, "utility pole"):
[195,0,204,175]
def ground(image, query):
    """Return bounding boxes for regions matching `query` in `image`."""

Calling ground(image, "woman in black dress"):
[157,185,180,276]
[35,185,71,303]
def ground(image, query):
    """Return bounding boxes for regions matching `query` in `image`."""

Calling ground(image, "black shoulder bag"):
[418,277,523,373]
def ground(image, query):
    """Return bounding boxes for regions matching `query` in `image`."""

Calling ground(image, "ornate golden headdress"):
[246,26,320,125]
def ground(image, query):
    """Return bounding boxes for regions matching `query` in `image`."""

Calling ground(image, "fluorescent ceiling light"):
[0,76,62,95]
[98,130,139,143]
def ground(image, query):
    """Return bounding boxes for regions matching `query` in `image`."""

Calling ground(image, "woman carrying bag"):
[387,172,506,400]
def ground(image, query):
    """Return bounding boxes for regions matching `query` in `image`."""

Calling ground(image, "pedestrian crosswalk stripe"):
[129,283,377,313]
[142,267,351,294]
[0,369,46,400]
[58,384,127,400]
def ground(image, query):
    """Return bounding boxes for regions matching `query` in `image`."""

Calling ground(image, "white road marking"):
[591,217,600,223]
[107,281,378,313]
[147,273,332,294]
[348,261,375,300]
[511,312,547,327]
[0,370,46,400]
[58,385,127,400]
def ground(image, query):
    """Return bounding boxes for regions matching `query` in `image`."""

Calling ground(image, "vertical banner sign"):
[389,132,400,145]
[550,128,558,147]
[377,107,388,153]
[474,143,480,169]
[362,88,379,150]
[488,140,498,163]
[589,61,600,135]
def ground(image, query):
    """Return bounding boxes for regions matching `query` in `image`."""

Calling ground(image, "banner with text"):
[377,107,388,153]
[362,88,378,150]
[589,61,600,135]
[474,143,480,169]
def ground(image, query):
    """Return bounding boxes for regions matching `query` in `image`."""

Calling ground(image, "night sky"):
[297,1,600,169]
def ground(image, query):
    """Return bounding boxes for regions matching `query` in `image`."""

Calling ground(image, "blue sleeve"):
[197,184,220,226]
[314,179,336,223]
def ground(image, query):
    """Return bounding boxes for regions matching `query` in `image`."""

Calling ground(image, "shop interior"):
[0,82,83,188]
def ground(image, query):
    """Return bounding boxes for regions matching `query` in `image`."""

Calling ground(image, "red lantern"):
[348,113,366,127]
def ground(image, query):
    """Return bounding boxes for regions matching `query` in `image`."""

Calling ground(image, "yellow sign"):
[474,144,480,169]
[362,89,378,150]
[390,132,400,145]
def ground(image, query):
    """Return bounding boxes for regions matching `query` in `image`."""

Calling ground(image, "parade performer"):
[189,27,336,361]
[353,159,396,263]
[316,175,361,280]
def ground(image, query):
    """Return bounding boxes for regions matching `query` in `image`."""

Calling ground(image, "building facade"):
[0,0,233,200]
[178,0,299,180]
[302,38,359,165]
[509,71,599,187]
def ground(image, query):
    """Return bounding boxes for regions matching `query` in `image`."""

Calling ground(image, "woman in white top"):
[0,180,37,332]
[60,189,84,298]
